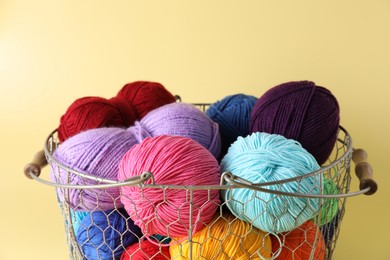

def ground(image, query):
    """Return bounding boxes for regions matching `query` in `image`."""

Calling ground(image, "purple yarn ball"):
[250,81,340,165]
[50,127,138,211]
[128,102,221,158]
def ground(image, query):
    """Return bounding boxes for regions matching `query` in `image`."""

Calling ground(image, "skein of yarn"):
[205,94,257,158]
[169,213,272,260]
[69,209,89,234]
[76,208,142,260]
[128,102,221,158]
[321,210,341,248]
[120,239,171,260]
[116,81,176,118]
[315,178,339,226]
[58,96,138,142]
[51,127,139,211]
[221,132,322,233]
[250,80,340,165]
[271,220,326,260]
[118,135,221,237]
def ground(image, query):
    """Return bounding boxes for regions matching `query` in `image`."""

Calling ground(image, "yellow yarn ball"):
[169,214,272,259]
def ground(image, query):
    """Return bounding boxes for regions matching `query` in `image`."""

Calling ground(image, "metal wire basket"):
[24,103,377,260]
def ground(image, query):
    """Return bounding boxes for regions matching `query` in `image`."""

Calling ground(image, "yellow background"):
[1,1,389,259]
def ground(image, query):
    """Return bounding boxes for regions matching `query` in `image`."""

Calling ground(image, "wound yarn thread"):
[76,208,142,260]
[118,135,221,237]
[221,132,322,233]
[315,178,339,226]
[120,239,171,260]
[271,220,326,260]
[206,93,257,159]
[51,127,139,211]
[128,102,221,158]
[58,96,138,142]
[250,80,340,165]
[169,213,272,260]
[116,81,176,118]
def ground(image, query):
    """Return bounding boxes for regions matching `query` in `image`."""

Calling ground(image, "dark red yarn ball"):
[117,81,176,118]
[250,81,340,165]
[57,96,137,142]
[120,239,170,260]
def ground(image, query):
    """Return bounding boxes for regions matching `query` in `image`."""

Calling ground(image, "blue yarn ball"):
[206,94,257,158]
[76,208,142,260]
[221,132,322,233]
[321,209,341,248]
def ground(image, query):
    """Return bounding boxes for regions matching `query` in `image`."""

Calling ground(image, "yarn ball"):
[58,96,137,142]
[51,127,139,211]
[315,178,339,226]
[205,94,257,158]
[118,135,221,237]
[69,209,89,234]
[116,81,176,118]
[120,239,171,260]
[221,132,322,233]
[250,80,340,165]
[321,210,341,248]
[150,234,171,244]
[169,213,272,260]
[76,208,142,260]
[271,220,326,260]
[128,102,221,158]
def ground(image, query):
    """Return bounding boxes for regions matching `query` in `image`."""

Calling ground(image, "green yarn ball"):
[315,178,339,226]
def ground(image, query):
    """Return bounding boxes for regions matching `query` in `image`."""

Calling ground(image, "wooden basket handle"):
[24,150,48,179]
[352,149,378,195]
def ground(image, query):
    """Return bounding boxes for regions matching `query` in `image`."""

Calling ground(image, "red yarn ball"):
[57,96,137,142]
[271,220,326,260]
[120,239,170,260]
[116,81,176,118]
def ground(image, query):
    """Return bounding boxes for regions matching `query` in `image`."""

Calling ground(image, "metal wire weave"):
[44,104,354,260]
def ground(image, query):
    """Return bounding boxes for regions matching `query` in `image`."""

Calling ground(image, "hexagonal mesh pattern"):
[46,104,353,260]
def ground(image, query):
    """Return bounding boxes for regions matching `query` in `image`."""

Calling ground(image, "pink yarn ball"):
[118,135,221,237]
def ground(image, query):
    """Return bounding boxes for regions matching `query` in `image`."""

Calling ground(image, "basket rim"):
[43,125,353,195]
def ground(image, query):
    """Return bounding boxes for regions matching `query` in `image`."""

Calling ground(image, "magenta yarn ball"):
[250,81,340,165]
[118,135,221,237]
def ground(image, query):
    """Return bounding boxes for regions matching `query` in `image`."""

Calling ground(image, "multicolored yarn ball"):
[128,102,221,158]
[315,178,339,226]
[118,135,221,237]
[271,220,326,260]
[117,81,176,118]
[250,80,340,165]
[169,213,272,260]
[57,96,137,142]
[205,94,257,158]
[120,239,171,260]
[221,132,322,233]
[51,127,139,211]
[76,208,142,260]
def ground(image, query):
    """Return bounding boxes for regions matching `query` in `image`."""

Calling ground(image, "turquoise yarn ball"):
[221,132,323,233]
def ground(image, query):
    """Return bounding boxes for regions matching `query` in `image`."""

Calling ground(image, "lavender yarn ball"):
[50,127,138,211]
[250,81,340,165]
[128,102,221,158]
[206,94,257,158]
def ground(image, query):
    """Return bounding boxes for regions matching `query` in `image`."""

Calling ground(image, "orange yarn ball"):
[272,220,326,260]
